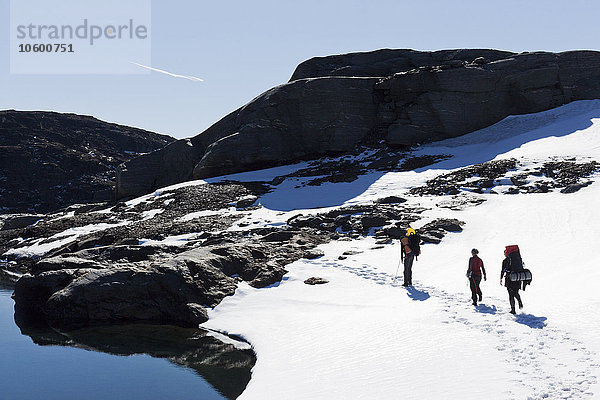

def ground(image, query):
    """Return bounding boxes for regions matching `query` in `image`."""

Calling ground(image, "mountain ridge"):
[0,110,175,214]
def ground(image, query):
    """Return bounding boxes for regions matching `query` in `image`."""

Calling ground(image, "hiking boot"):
[402,283,409,287]
[509,309,516,314]
[518,301,523,309]
[472,302,477,306]
[478,295,482,302]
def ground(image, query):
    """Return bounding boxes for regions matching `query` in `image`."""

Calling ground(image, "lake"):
[0,289,254,400]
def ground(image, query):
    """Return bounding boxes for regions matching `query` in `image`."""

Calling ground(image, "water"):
[0,289,253,400]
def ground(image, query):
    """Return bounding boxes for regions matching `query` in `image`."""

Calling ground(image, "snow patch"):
[138,233,203,247]
[4,221,130,258]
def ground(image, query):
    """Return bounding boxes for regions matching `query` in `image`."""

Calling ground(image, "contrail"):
[129,61,204,82]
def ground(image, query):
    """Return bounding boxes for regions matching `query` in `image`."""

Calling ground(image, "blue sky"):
[2,0,599,139]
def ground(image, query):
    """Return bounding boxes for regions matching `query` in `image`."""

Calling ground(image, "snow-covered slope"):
[202,100,600,399]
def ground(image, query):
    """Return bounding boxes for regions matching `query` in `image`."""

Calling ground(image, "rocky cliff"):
[116,49,600,199]
[0,110,174,213]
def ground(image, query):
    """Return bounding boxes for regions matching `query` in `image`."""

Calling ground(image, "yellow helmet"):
[406,228,416,236]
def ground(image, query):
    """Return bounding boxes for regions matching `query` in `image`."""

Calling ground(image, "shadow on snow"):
[514,313,547,329]
[414,100,600,172]
[404,286,430,301]
[475,304,497,314]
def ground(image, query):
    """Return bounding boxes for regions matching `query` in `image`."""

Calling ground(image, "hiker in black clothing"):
[466,248,486,306]
[500,246,524,314]
[400,228,421,286]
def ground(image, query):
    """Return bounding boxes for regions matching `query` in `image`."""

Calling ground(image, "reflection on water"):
[1,290,255,400]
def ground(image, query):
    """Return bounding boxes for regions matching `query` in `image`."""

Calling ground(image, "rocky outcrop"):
[410,159,599,196]
[116,49,600,199]
[375,51,600,146]
[289,48,514,80]
[116,77,379,198]
[9,178,334,328]
[0,110,174,213]
[12,232,331,328]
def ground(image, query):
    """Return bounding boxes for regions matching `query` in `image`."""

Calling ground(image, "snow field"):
[203,101,600,399]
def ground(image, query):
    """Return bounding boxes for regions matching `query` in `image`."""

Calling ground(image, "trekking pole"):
[393,257,401,282]
[393,240,401,282]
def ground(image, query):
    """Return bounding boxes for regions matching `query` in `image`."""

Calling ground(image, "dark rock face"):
[116,77,379,198]
[289,49,515,81]
[115,139,197,200]
[375,51,600,146]
[0,110,174,213]
[116,49,600,199]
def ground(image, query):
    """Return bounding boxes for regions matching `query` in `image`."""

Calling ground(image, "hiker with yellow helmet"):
[400,227,421,286]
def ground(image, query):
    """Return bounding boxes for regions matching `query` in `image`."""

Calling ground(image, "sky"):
[2,0,600,139]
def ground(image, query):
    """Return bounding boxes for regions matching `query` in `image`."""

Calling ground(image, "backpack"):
[505,245,532,290]
[505,245,524,272]
[408,234,421,257]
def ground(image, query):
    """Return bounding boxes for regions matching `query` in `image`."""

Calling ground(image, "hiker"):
[466,248,487,306]
[500,245,524,314]
[400,228,421,286]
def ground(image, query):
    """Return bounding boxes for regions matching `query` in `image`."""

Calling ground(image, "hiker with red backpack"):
[466,248,487,306]
[500,245,526,314]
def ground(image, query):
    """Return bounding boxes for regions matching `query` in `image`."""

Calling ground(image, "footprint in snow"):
[411,282,598,400]
[322,257,598,398]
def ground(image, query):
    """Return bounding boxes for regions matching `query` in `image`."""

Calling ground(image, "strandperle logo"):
[15,19,149,45]
[10,0,151,74]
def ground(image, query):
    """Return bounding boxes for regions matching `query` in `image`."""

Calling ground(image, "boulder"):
[361,215,388,228]
[304,277,329,285]
[383,226,404,239]
[303,249,325,259]
[115,139,199,199]
[0,214,44,231]
[236,195,259,209]
[561,182,590,193]
[375,196,407,204]
[14,267,212,327]
[423,218,465,232]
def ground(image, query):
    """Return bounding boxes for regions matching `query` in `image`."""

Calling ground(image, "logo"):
[10,0,151,74]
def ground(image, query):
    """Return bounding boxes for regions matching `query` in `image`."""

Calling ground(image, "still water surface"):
[0,289,246,400]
